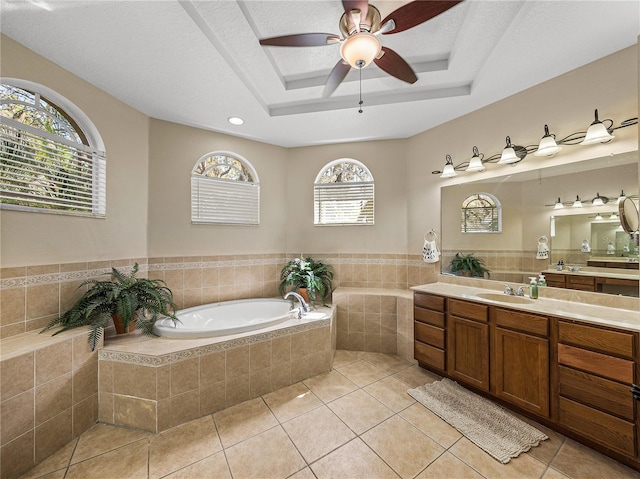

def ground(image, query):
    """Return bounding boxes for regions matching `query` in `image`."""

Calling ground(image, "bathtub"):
[153,298,297,339]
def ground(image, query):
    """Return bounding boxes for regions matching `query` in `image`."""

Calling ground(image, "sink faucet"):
[504,284,525,296]
[284,292,310,318]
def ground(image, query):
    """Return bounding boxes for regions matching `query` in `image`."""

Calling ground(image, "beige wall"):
[285,139,409,254]
[147,119,289,256]
[406,45,638,257]
[0,35,150,267]
[0,33,637,269]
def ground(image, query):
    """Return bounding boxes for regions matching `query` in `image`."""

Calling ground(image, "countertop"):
[412,282,640,332]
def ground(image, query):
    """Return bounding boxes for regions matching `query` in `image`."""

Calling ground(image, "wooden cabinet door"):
[493,327,549,417]
[447,316,489,391]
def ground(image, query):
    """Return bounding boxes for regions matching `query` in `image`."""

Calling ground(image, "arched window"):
[191,152,260,224]
[0,79,106,216]
[461,192,502,233]
[314,159,374,225]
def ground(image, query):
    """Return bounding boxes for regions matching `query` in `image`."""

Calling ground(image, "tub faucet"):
[284,292,310,318]
[504,284,525,296]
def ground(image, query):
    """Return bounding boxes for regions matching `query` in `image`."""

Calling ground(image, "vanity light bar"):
[432,111,638,177]
[546,193,638,208]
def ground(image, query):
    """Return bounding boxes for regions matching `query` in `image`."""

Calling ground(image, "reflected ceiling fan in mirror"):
[259,0,463,98]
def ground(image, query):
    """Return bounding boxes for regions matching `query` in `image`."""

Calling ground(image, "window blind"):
[191,176,259,225]
[314,182,374,225]
[0,121,106,216]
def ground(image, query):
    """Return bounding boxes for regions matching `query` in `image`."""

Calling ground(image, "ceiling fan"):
[259,1,463,97]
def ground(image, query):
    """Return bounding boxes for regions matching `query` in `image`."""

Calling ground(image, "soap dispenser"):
[538,274,546,287]
[529,277,538,299]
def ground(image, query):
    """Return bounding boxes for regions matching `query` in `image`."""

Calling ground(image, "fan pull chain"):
[358,66,363,113]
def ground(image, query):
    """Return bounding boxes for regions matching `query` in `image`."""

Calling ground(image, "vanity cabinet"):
[556,320,637,457]
[492,308,549,417]
[543,272,566,289]
[413,293,447,373]
[413,290,640,470]
[447,299,489,391]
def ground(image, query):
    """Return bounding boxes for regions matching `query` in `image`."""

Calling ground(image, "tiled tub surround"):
[0,254,437,340]
[332,288,415,363]
[0,328,101,479]
[97,306,336,434]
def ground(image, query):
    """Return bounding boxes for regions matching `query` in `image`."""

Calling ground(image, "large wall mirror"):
[440,151,639,296]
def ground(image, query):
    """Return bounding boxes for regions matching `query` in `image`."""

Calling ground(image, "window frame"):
[460,192,502,234]
[0,78,106,217]
[314,158,375,226]
[190,151,260,225]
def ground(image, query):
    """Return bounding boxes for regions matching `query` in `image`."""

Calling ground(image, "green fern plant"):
[42,263,178,350]
[279,255,334,307]
[448,252,490,278]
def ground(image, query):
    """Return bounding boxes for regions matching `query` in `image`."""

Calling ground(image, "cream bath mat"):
[408,378,548,464]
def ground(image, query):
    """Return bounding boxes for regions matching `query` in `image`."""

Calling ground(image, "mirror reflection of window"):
[460,193,502,233]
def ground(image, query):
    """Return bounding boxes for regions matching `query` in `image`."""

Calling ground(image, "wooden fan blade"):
[381,1,463,34]
[259,33,340,47]
[323,60,351,97]
[374,47,417,84]
[342,0,369,27]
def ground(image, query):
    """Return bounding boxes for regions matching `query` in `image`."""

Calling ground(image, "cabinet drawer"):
[558,344,634,384]
[544,273,566,285]
[414,308,445,328]
[495,308,548,336]
[415,322,445,349]
[558,397,635,457]
[415,341,445,371]
[449,299,488,322]
[558,366,633,420]
[558,321,635,359]
[414,293,445,312]
[566,275,595,287]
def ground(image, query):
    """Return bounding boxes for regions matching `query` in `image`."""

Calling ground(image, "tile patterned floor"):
[20,351,640,479]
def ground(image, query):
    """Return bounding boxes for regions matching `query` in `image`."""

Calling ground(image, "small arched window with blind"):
[314,158,374,226]
[461,192,502,233]
[0,80,106,216]
[191,152,260,225]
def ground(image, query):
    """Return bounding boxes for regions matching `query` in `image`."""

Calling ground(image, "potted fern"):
[279,255,334,307]
[449,252,490,278]
[42,263,179,350]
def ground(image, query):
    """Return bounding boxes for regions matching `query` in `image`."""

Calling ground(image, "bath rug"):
[408,378,548,464]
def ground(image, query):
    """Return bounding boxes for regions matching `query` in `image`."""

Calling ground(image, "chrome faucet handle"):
[284,292,309,316]
[503,284,514,295]
[515,286,525,296]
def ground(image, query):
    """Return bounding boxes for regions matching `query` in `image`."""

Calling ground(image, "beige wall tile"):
[114,395,157,432]
[250,370,272,398]
[59,280,85,314]
[349,295,365,312]
[1,266,26,279]
[26,283,59,320]
[200,381,226,416]
[184,268,203,289]
[72,335,98,371]
[27,265,59,276]
[1,287,25,326]
[171,358,199,396]
[1,352,33,402]
[200,351,226,388]
[98,392,114,424]
[291,331,310,360]
[225,374,250,408]
[272,336,291,365]
[291,357,309,383]
[309,327,330,352]
[164,270,184,292]
[1,389,34,446]
[35,340,72,385]
[157,398,171,432]
[36,373,72,426]
[112,362,138,396]
[271,363,292,391]
[183,289,202,309]
[73,361,98,404]
[170,389,200,428]
[202,267,219,287]
[73,394,98,438]
[381,334,397,354]
[225,346,250,379]
[218,267,234,286]
[349,312,365,333]
[35,408,72,463]
[365,334,381,352]
[156,365,171,400]
[1,322,26,339]
[1,429,35,479]
[365,315,381,334]
[250,341,271,372]
[98,361,114,394]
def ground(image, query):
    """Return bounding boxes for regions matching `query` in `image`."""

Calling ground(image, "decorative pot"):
[297,287,310,304]
[112,313,136,334]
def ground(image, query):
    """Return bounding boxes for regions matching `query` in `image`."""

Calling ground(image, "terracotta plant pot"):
[112,314,136,334]
[297,287,310,304]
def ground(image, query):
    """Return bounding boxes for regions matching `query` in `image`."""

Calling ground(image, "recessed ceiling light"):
[228,117,244,126]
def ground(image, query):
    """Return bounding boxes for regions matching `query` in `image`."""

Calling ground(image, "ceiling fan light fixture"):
[340,32,382,69]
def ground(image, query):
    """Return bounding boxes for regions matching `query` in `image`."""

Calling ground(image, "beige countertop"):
[412,282,640,332]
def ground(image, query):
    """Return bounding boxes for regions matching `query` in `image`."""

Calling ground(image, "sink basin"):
[475,293,534,304]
